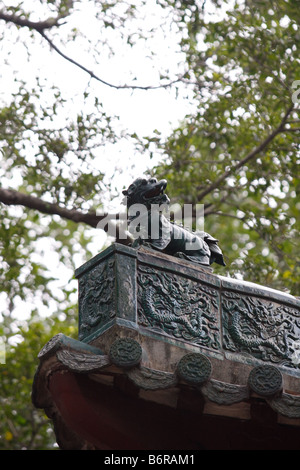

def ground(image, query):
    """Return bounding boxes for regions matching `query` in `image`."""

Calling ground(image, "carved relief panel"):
[78,257,115,340]
[137,264,221,351]
[74,244,300,377]
[222,291,300,371]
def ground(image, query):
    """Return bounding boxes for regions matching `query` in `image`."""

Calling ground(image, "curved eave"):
[32,333,300,450]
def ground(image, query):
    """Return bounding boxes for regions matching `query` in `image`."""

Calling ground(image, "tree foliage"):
[0,0,299,449]
[152,0,300,294]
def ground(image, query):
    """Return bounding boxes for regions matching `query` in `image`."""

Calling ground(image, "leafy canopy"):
[0,0,299,449]
[152,0,300,295]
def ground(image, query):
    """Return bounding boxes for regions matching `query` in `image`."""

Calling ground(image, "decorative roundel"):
[176,353,212,385]
[248,365,283,397]
[109,338,142,368]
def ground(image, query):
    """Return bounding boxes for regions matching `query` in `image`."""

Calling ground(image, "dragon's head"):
[122,177,170,210]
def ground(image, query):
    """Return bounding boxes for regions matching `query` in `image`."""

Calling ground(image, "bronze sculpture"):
[122,177,225,267]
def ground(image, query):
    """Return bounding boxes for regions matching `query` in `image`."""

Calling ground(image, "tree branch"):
[0,2,73,31]
[0,11,59,31]
[0,6,184,91]
[204,210,253,228]
[0,187,110,227]
[0,187,133,244]
[0,187,217,234]
[196,103,295,202]
[39,30,183,91]
[281,127,300,132]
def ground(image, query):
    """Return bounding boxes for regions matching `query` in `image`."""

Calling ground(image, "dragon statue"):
[122,177,225,267]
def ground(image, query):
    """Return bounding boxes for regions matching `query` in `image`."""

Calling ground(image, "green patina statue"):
[122,177,225,267]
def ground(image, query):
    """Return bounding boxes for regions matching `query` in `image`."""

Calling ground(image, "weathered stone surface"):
[268,392,300,419]
[75,243,300,377]
[56,349,110,373]
[127,366,178,390]
[38,333,105,359]
[201,379,249,405]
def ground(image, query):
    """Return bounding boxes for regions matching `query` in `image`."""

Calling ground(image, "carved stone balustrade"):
[32,243,300,450]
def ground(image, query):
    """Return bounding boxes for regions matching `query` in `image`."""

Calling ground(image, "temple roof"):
[32,244,300,450]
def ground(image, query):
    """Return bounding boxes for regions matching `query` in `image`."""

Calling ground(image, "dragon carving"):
[223,295,294,363]
[138,266,220,349]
